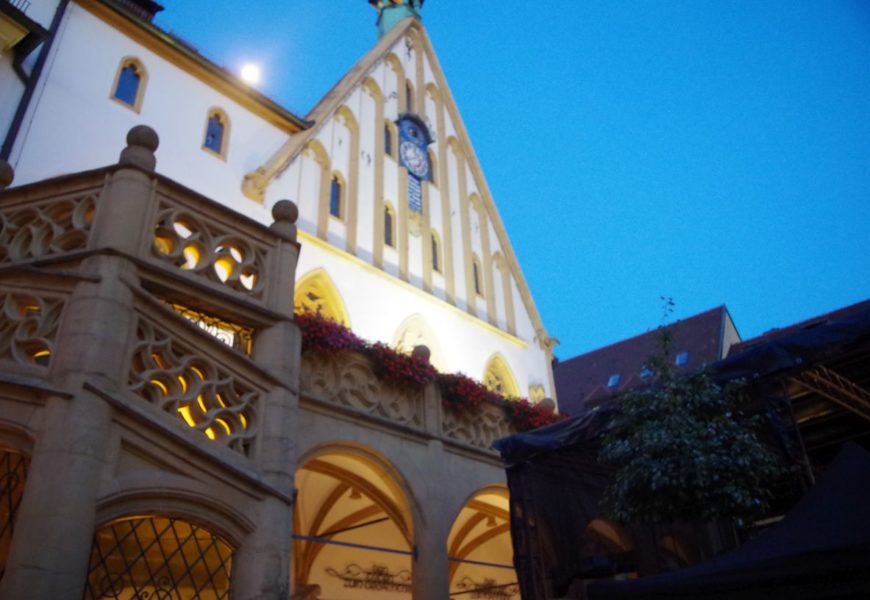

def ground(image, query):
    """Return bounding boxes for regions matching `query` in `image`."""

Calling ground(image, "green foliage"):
[599,325,785,524]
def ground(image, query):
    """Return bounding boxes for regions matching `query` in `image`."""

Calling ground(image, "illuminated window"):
[294,269,350,326]
[675,351,689,366]
[384,204,395,247]
[483,354,520,398]
[607,373,621,388]
[203,108,229,157]
[0,448,28,577]
[111,57,147,111]
[84,516,233,599]
[329,175,343,218]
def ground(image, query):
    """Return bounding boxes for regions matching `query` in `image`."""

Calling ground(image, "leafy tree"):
[599,308,786,524]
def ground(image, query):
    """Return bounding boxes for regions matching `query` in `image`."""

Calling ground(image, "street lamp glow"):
[240,63,261,85]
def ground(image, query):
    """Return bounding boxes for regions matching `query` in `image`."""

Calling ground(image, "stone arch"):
[94,480,254,548]
[447,484,515,593]
[294,268,350,327]
[391,313,446,371]
[294,442,418,593]
[483,353,520,398]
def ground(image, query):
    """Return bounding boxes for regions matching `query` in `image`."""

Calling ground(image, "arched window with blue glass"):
[203,108,230,158]
[329,173,344,219]
[111,57,147,112]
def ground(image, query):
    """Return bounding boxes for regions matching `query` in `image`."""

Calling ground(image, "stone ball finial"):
[0,159,14,190]
[270,199,299,241]
[540,397,556,414]
[119,125,159,171]
[412,345,431,362]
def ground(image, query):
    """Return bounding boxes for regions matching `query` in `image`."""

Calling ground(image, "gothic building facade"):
[0,0,556,598]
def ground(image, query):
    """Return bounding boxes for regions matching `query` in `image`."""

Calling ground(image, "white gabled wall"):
[265,26,555,401]
[4,6,557,402]
[9,3,288,222]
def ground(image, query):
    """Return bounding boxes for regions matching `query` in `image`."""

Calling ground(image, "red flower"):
[295,311,365,353]
[367,342,437,390]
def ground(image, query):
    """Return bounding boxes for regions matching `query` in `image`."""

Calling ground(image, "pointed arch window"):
[427,147,437,184]
[406,80,414,113]
[431,232,441,273]
[329,174,343,219]
[472,255,483,296]
[384,121,395,157]
[111,57,147,112]
[384,204,396,247]
[203,108,229,158]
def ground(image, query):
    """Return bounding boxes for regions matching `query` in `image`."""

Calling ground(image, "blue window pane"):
[675,351,689,366]
[204,115,224,154]
[330,177,341,218]
[607,373,621,388]
[114,65,140,106]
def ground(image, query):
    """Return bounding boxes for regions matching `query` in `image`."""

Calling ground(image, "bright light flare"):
[240,63,261,85]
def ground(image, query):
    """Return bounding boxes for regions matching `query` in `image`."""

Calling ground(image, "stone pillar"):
[411,440,452,600]
[231,200,302,599]
[0,129,159,599]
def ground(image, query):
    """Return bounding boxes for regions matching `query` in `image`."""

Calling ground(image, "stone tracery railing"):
[0,287,66,371]
[0,189,98,265]
[299,351,516,453]
[441,401,513,452]
[149,194,271,301]
[127,308,264,457]
[300,351,425,430]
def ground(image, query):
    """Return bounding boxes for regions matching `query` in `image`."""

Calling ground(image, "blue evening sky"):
[156,1,870,360]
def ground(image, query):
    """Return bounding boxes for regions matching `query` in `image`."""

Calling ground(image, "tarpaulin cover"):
[587,443,870,599]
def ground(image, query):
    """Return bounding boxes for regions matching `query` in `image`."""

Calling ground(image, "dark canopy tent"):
[587,443,870,599]
[495,303,870,599]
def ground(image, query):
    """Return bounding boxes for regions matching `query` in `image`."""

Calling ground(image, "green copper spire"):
[368,0,424,38]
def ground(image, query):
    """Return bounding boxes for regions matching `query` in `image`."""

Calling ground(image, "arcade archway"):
[293,444,415,599]
[447,485,518,598]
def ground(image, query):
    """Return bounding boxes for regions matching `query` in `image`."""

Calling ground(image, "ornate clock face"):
[400,141,429,179]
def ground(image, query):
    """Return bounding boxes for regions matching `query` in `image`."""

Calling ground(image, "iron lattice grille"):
[0,450,28,580]
[84,517,233,600]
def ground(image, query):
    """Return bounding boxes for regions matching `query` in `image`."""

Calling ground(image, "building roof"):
[728,298,870,355]
[554,306,735,416]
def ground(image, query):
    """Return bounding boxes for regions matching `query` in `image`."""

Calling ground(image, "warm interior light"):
[240,63,261,85]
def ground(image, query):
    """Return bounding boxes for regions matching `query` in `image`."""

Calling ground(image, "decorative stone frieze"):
[300,351,425,430]
[441,400,513,451]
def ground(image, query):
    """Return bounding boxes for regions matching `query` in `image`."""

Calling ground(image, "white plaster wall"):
[22,0,58,29]
[10,4,287,223]
[0,52,24,141]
